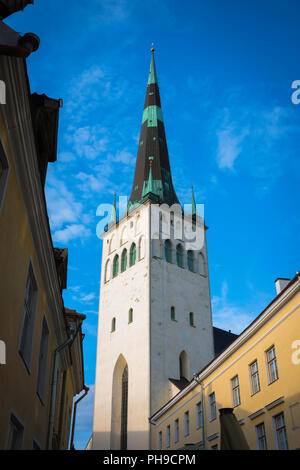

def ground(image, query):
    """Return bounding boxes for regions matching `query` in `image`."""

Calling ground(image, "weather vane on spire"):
[151,42,155,53]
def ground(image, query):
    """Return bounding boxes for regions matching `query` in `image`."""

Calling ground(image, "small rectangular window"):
[174,419,179,443]
[231,375,241,407]
[184,411,190,436]
[166,425,170,448]
[249,360,260,395]
[255,422,267,450]
[37,316,49,402]
[273,412,288,450]
[209,392,216,421]
[7,414,24,450]
[266,346,279,383]
[196,402,202,429]
[158,431,162,450]
[19,264,38,371]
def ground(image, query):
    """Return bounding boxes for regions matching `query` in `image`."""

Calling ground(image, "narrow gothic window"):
[120,366,128,450]
[171,306,176,321]
[189,312,195,327]
[128,308,133,324]
[111,318,116,332]
[129,243,136,266]
[187,250,194,272]
[113,255,119,278]
[164,240,172,263]
[121,249,127,272]
[176,244,184,267]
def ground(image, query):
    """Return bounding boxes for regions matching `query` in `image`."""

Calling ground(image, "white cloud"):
[217,127,249,170]
[53,224,92,244]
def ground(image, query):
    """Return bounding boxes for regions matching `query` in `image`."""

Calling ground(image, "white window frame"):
[231,375,241,407]
[196,402,202,429]
[209,392,216,421]
[273,412,288,450]
[265,345,279,384]
[255,422,267,450]
[249,360,260,395]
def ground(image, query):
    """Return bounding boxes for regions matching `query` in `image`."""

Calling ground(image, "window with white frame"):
[231,375,241,407]
[255,422,267,450]
[266,346,279,383]
[158,431,162,450]
[249,360,260,395]
[19,264,38,371]
[174,419,179,443]
[273,412,288,450]
[36,316,49,402]
[0,138,9,214]
[7,413,24,450]
[166,425,170,448]
[196,402,202,429]
[184,411,190,436]
[209,392,216,421]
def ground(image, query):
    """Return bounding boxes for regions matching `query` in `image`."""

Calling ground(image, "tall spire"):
[128,46,179,211]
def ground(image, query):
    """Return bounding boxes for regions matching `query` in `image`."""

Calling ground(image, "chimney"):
[275,278,290,295]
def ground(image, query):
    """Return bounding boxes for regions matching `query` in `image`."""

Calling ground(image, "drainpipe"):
[193,374,205,449]
[70,385,89,450]
[47,325,80,450]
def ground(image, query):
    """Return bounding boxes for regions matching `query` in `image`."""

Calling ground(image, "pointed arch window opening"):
[164,240,172,263]
[121,249,127,273]
[171,306,176,322]
[189,312,195,327]
[120,365,128,450]
[111,318,116,333]
[129,243,136,267]
[113,255,119,278]
[176,244,184,268]
[128,308,133,324]
[187,250,195,272]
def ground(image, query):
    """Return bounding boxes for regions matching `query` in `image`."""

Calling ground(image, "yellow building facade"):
[0,9,87,450]
[150,274,300,450]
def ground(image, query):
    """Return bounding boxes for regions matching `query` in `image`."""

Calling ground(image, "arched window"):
[113,254,119,278]
[187,250,194,272]
[129,243,136,267]
[121,365,128,450]
[104,259,111,283]
[176,244,184,267]
[121,249,127,272]
[179,351,189,380]
[128,308,133,324]
[199,253,206,276]
[111,317,116,332]
[164,240,172,263]
[189,312,195,327]
[171,306,176,321]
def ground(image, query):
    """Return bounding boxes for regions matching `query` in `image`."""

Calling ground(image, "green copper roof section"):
[142,105,164,127]
[148,50,158,85]
[110,192,117,223]
[192,185,196,216]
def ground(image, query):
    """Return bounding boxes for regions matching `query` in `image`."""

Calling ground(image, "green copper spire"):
[192,185,196,217]
[128,46,180,209]
[148,43,158,85]
[110,192,117,224]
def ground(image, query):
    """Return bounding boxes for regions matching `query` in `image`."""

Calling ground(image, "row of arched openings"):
[171,307,195,327]
[164,240,206,275]
[112,243,136,278]
[111,309,133,332]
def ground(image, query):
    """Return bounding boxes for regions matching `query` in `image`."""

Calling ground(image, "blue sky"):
[6,0,300,449]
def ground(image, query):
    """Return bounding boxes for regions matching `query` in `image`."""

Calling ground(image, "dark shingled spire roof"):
[128,46,179,211]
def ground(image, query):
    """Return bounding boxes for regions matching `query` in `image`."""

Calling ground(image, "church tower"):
[91,47,215,450]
